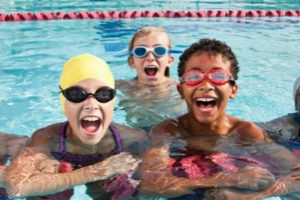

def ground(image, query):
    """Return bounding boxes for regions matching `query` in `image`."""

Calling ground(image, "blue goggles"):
[129,46,182,58]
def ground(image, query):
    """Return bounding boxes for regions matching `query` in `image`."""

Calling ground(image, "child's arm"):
[207,167,300,199]
[5,146,139,198]
[5,128,140,198]
[0,132,29,161]
[226,121,300,199]
[139,120,275,198]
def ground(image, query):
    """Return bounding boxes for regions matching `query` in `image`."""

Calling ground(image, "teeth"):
[197,98,215,102]
[144,65,158,69]
[82,116,99,121]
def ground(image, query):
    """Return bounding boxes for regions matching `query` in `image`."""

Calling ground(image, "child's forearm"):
[6,151,139,198]
[140,166,275,198]
[250,171,300,199]
[6,166,91,198]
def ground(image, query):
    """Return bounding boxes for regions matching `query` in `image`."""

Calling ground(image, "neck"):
[181,113,231,136]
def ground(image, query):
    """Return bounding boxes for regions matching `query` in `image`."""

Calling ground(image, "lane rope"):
[1,10,299,21]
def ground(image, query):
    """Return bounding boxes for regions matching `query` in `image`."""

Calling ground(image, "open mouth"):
[195,97,217,112]
[144,66,158,76]
[80,116,101,135]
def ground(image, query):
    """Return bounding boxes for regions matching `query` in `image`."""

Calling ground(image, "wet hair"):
[177,38,239,81]
[128,26,171,51]
[129,26,171,77]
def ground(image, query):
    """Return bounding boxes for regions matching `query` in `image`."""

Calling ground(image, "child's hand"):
[86,152,141,181]
[218,166,275,190]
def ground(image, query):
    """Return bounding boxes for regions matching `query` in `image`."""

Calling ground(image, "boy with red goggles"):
[139,39,300,199]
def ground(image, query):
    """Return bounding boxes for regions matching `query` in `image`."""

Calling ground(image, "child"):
[0,97,29,198]
[5,54,148,199]
[139,39,300,199]
[116,26,186,129]
[0,132,28,199]
[258,75,300,157]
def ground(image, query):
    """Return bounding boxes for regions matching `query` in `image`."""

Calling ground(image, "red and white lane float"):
[0,10,299,21]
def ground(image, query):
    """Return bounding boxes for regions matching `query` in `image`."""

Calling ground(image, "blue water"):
[0,1,300,199]
[1,17,299,135]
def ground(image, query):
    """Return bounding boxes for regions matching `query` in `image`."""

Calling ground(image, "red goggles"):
[180,69,235,86]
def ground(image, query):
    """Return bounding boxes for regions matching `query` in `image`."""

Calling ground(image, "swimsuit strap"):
[109,124,123,153]
[288,113,300,125]
[59,121,68,153]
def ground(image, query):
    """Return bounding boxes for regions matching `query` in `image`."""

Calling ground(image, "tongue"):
[145,68,157,76]
[197,101,215,113]
[82,121,99,133]
[200,103,213,108]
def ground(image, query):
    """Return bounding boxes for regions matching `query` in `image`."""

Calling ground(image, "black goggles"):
[60,86,116,103]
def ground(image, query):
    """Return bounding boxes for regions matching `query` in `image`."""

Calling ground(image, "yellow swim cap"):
[59,53,115,113]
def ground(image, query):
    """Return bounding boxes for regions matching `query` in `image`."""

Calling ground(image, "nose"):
[197,79,214,91]
[83,96,99,110]
[144,51,155,60]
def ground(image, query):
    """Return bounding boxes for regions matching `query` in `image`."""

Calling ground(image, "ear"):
[177,83,185,99]
[168,55,175,67]
[229,83,238,99]
[128,57,135,69]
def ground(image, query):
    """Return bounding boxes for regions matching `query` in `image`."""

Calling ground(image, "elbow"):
[5,173,27,198]
[5,186,24,198]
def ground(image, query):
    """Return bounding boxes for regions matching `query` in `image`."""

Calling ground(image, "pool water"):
[0,17,299,135]
[0,1,300,199]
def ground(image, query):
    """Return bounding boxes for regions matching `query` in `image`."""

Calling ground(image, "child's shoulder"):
[232,117,270,141]
[152,118,181,136]
[111,123,148,143]
[30,123,62,148]
[111,123,149,154]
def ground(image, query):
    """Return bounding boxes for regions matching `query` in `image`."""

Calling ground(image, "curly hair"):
[177,38,239,81]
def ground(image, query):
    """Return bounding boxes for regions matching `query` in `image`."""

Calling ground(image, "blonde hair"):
[128,26,171,51]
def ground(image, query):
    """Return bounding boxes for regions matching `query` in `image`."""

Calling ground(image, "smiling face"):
[128,31,174,85]
[64,78,114,145]
[177,52,238,124]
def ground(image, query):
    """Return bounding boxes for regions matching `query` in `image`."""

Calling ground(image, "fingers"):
[229,166,275,190]
[89,152,141,181]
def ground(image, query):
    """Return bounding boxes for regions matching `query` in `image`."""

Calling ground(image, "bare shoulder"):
[234,117,271,141]
[7,124,62,172]
[112,123,147,137]
[152,118,180,136]
[111,123,149,154]
[0,131,28,142]
[29,123,62,152]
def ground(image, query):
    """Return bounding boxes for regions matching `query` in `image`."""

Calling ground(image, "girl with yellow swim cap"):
[5,54,148,199]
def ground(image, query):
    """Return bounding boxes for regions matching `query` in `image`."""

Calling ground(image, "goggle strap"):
[168,50,183,54]
[179,77,185,84]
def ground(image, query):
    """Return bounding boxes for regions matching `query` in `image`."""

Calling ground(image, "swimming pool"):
[0,0,300,199]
